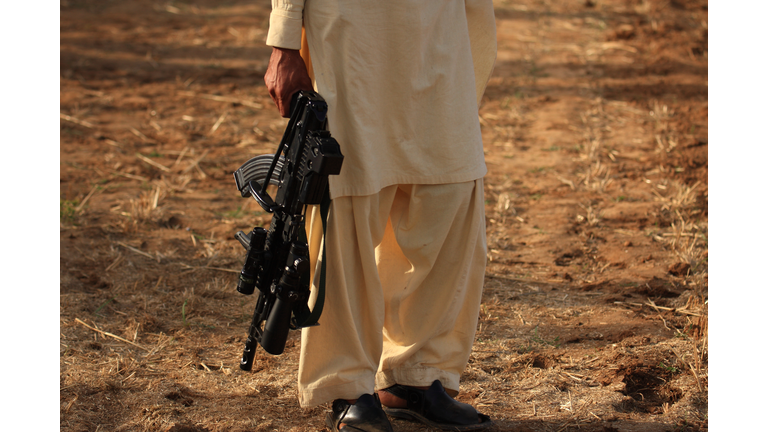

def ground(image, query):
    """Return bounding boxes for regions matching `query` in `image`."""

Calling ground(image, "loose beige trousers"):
[297,179,487,407]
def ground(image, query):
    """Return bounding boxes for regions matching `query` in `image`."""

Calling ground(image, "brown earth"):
[60,0,708,430]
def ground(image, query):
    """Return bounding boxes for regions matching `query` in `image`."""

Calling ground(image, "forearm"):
[266,0,305,50]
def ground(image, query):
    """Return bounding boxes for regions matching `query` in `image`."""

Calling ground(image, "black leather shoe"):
[381,380,493,431]
[325,393,394,432]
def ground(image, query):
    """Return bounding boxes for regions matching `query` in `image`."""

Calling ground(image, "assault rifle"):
[232,91,343,369]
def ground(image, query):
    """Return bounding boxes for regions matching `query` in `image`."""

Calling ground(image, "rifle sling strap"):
[295,187,331,327]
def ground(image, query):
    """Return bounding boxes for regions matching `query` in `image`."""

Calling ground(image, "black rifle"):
[232,91,343,369]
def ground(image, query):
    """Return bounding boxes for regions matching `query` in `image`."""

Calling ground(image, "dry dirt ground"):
[60,0,708,430]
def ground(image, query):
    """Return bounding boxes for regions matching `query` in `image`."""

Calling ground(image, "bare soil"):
[60,0,708,430]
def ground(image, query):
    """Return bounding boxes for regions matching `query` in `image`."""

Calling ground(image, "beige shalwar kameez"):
[265,0,497,408]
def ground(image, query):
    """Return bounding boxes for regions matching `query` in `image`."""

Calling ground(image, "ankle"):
[377,385,429,408]
[377,390,406,408]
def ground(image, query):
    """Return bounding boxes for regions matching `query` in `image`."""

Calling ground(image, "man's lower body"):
[298,179,487,413]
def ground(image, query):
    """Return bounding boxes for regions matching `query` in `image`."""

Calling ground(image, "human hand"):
[264,47,313,118]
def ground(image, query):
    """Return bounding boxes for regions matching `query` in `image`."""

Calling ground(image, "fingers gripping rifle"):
[232,91,343,368]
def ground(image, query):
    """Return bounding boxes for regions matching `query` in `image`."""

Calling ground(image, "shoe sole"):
[384,407,494,431]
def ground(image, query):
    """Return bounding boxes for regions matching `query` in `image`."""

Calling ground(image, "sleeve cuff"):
[266,10,303,50]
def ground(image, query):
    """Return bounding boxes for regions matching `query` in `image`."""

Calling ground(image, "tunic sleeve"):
[266,0,305,50]
[465,0,497,105]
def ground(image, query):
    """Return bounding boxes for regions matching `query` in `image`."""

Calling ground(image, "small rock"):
[668,262,691,277]
[606,24,636,41]
[615,24,636,40]
[642,254,653,263]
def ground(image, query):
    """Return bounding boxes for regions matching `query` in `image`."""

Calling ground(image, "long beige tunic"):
[267,0,497,198]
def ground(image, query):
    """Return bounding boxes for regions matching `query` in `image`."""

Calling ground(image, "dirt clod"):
[668,262,692,277]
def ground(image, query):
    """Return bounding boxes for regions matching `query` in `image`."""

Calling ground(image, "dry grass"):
[560,85,708,415]
[129,184,165,224]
